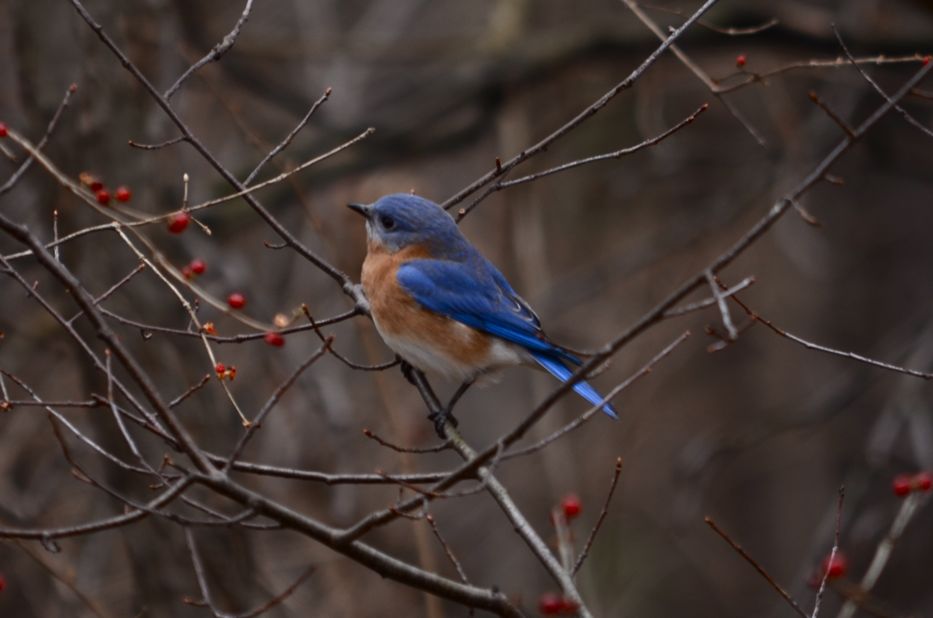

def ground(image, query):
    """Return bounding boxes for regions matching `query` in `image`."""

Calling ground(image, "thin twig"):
[66,261,146,325]
[128,135,187,150]
[637,3,779,36]
[812,486,845,618]
[363,428,451,454]
[223,340,331,470]
[0,83,76,196]
[832,25,933,140]
[621,0,767,146]
[705,516,808,618]
[808,91,856,138]
[663,276,755,317]
[12,540,108,618]
[184,528,226,617]
[169,374,212,408]
[441,0,720,212]
[706,269,737,340]
[726,291,933,380]
[234,566,316,618]
[455,103,709,220]
[164,0,255,100]
[244,87,332,184]
[573,457,623,575]
[426,515,470,584]
[715,54,929,94]
[835,491,924,618]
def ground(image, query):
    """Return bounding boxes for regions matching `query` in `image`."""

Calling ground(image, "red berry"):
[215,363,226,376]
[90,180,104,192]
[893,474,912,497]
[821,552,847,579]
[0,122,7,138]
[181,265,194,280]
[561,494,582,520]
[189,259,206,275]
[69,83,78,93]
[264,331,285,347]
[115,186,132,202]
[558,598,579,614]
[167,211,190,234]
[96,189,110,205]
[913,471,932,492]
[0,573,5,592]
[227,292,246,309]
[736,54,747,68]
[538,593,562,615]
[924,55,931,66]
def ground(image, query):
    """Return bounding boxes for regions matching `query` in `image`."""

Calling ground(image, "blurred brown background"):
[1,0,933,616]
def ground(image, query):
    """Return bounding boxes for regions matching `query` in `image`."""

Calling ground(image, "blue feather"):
[397,258,618,418]
[530,352,619,419]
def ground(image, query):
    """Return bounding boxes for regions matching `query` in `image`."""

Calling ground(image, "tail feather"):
[531,352,619,419]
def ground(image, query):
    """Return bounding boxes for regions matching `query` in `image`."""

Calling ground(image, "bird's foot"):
[398,358,417,385]
[428,409,458,439]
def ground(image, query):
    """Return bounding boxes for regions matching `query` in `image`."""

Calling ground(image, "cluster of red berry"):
[892,471,932,497]
[79,172,132,206]
[215,362,237,381]
[181,258,207,280]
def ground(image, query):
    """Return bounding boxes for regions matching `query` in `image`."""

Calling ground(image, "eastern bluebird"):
[348,193,618,430]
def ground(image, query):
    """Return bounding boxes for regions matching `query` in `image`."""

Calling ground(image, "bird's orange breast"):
[361,241,493,374]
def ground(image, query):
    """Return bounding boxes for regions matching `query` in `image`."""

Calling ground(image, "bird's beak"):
[347,203,372,219]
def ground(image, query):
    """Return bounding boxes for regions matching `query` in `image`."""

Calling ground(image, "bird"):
[348,193,618,433]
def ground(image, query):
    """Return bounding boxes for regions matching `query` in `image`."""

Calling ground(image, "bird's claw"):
[398,358,417,385]
[428,409,458,439]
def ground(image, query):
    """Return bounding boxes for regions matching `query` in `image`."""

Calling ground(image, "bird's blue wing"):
[397,258,567,359]
[398,258,619,419]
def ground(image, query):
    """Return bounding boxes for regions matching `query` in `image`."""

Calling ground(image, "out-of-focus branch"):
[0,83,76,196]
[835,492,924,618]
[68,0,370,311]
[164,0,255,100]
[455,102,709,220]
[442,0,720,212]
[705,516,808,618]
[832,26,933,141]
[621,0,767,146]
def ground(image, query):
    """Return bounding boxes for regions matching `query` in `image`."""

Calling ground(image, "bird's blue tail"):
[530,352,618,419]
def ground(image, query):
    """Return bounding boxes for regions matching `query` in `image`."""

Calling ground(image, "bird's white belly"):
[374,319,527,382]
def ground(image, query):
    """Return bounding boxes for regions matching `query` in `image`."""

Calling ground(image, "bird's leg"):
[398,356,417,386]
[428,379,473,438]
[446,379,474,413]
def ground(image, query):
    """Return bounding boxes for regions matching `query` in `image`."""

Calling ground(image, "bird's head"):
[347,193,462,254]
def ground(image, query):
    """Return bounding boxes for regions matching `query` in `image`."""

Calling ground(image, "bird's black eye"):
[379,215,396,230]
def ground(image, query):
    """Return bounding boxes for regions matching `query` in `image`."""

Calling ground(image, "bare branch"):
[0,83,76,196]
[811,486,845,618]
[244,87,332,184]
[705,516,808,618]
[455,102,709,221]
[442,0,721,211]
[164,0,255,100]
[573,457,623,575]
[832,25,933,140]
